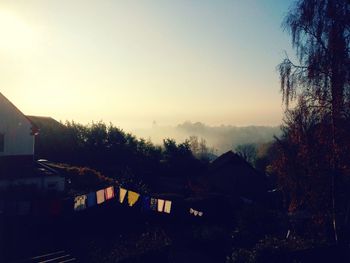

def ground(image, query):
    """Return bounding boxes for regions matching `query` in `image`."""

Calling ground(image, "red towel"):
[104,186,115,200]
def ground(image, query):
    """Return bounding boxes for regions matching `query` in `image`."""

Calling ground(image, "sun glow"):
[0,1,289,128]
[0,10,35,50]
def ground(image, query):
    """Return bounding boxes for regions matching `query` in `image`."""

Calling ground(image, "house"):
[208,151,268,201]
[0,93,38,162]
[0,92,65,193]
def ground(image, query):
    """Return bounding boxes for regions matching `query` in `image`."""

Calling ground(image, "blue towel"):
[141,196,151,211]
[87,192,97,207]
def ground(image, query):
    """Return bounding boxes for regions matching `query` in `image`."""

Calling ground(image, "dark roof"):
[26,116,65,131]
[208,151,267,199]
[0,92,39,135]
[0,159,61,179]
[211,151,256,172]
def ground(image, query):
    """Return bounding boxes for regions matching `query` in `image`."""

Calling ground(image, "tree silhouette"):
[278,0,350,242]
[279,0,349,156]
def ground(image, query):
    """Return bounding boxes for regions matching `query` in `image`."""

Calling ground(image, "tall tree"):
[279,0,349,150]
[279,0,350,242]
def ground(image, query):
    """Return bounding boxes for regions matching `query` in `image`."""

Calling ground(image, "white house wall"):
[0,94,34,156]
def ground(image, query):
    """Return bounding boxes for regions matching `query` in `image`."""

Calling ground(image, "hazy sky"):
[0,0,294,130]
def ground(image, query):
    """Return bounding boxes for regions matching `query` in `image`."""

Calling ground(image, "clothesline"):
[73,185,201,216]
[0,184,204,218]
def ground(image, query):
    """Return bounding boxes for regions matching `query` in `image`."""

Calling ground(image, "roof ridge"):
[0,92,39,135]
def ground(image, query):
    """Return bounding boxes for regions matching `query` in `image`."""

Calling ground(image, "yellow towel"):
[128,190,140,207]
[157,199,165,212]
[164,200,172,214]
[96,190,105,205]
[119,187,127,203]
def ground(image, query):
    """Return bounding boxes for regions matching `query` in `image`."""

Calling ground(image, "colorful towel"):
[141,196,151,211]
[105,186,115,200]
[189,208,203,217]
[87,192,97,207]
[96,189,105,205]
[150,198,157,211]
[164,200,172,214]
[157,199,165,212]
[74,195,87,211]
[119,188,127,203]
[127,190,140,207]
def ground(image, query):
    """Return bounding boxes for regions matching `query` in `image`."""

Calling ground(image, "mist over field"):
[132,121,282,154]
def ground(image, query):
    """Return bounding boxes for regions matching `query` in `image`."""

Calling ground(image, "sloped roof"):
[211,150,257,173]
[209,151,267,199]
[0,92,39,135]
[26,115,65,131]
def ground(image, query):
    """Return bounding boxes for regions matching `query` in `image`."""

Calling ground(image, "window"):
[0,134,4,152]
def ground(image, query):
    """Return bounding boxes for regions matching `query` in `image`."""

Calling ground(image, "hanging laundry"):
[157,199,165,212]
[164,200,172,214]
[105,186,115,200]
[87,192,97,207]
[150,198,158,211]
[17,201,31,216]
[119,187,127,204]
[128,190,140,207]
[141,196,151,211]
[96,189,105,205]
[74,195,87,211]
[189,208,203,217]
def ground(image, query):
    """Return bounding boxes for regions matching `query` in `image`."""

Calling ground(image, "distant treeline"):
[133,121,281,154]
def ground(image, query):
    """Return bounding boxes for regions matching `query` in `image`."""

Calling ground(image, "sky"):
[0,0,295,130]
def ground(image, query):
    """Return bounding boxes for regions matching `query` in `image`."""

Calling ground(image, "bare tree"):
[278,0,350,242]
